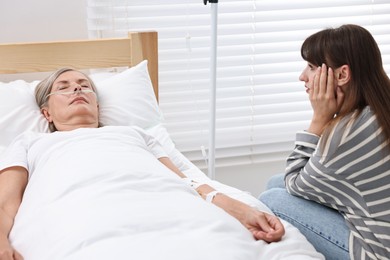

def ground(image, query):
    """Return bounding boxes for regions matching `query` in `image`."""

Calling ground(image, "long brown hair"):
[301,24,390,145]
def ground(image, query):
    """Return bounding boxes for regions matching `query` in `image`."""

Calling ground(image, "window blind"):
[86,0,390,171]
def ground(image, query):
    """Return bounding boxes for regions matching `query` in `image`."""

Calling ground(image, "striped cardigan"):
[285,106,390,260]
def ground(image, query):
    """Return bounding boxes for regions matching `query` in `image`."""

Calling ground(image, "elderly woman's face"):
[41,71,99,131]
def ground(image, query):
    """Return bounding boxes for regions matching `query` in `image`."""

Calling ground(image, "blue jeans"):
[259,174,350,260]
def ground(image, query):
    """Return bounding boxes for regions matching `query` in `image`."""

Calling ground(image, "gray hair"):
[35,68,100,132]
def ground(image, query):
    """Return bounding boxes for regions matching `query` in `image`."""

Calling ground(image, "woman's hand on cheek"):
[308,64,341,135]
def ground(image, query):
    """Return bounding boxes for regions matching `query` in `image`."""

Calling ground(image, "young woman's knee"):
[265,173,285,190]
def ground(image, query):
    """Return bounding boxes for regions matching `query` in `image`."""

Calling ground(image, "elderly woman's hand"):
[241,207,285,242]
[195,184,285,242]
[0,237,23,260]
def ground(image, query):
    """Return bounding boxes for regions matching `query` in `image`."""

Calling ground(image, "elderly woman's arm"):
[158,157,285,242]
[0,167,28,260]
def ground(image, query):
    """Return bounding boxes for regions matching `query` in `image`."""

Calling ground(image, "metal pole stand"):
[203,0,218,179]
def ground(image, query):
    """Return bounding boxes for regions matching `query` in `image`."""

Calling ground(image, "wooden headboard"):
[0,31,159,100]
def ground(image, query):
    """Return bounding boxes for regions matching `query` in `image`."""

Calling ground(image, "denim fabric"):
[259,174,350,260]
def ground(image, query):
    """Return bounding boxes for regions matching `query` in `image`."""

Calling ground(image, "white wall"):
[216,161,285,198]
[0,0,88,43]
[1,0,283,198]
[0,0,89,82]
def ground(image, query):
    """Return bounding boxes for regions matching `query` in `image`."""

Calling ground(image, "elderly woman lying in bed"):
[0,68,284,260]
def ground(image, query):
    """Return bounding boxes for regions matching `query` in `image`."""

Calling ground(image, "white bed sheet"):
[5,126,324,260]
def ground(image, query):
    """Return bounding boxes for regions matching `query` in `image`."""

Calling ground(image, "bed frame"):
[0,31,159,100]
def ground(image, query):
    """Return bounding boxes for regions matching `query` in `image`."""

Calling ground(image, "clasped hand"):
[195,183,285,242]
[242,207,285,243]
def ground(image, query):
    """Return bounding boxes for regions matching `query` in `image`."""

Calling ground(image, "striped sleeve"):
[285,107,390,259]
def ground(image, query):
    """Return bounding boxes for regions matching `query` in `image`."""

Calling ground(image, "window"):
[87,0,390,172]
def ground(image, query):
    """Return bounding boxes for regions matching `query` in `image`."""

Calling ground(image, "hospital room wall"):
[0,0,283,198]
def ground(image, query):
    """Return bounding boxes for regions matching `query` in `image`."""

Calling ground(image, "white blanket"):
[8,127,324,260]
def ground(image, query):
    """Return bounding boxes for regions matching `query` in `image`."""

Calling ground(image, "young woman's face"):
[42,71,99,131]
[299,62,318,94]
[299,62,342,101]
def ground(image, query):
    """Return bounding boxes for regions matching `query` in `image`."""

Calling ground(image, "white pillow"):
[0,80,48,154]
[0,61,188,170]
[93,60,163,129]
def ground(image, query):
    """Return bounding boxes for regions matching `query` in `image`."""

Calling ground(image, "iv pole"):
[204,0,218,179]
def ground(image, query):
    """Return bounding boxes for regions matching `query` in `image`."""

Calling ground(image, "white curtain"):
[86,0,390,172]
